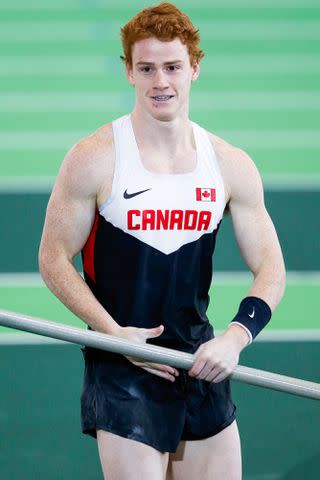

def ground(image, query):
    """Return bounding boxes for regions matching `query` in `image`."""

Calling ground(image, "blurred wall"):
[1,0,319,274]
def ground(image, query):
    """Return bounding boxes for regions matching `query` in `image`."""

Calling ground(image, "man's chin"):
[149,109,176,122]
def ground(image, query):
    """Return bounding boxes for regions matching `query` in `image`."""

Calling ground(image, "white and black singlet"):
[82,113,227,353]
[80,114,237,451]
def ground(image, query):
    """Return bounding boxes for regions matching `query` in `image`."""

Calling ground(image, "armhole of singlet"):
[209,133,226,209]
[98,118,122,212]
[196,123,226,208]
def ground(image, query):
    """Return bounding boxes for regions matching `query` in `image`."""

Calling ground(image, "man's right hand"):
[117,324,179,382]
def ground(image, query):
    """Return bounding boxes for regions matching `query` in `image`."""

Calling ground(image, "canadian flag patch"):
[196,188,216,202]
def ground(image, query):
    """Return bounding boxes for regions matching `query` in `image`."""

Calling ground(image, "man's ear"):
[191,61,200,83]
[125,63,135,86]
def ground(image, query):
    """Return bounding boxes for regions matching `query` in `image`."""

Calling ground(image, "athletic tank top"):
[82,114,227,353]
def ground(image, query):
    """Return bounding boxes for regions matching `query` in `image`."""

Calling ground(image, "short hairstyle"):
[120,2,204,67]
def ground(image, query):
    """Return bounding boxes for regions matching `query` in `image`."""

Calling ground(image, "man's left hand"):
[188,327,248,383]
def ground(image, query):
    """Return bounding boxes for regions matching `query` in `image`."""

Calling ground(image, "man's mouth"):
[150,95,174,102]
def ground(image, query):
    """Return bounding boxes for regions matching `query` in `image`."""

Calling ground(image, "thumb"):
[144,324,164,339]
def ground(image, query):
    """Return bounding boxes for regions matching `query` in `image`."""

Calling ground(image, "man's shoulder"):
[205,129,245,163]
[205,129,258,175]
[64,122,115,176]
[55,122,115,199]
[204,129,263,203]
[72,121,114,161]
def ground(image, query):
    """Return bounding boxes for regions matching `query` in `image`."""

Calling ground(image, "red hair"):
[120,2,204,67]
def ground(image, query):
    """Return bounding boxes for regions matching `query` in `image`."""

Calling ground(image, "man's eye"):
[141,66,152,73]
[167,65,180,71]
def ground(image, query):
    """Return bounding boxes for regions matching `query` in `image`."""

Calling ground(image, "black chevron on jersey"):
[82,114,227,353]
[82,213,222,353]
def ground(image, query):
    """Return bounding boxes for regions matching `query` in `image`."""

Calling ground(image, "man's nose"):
[153,69,169,89]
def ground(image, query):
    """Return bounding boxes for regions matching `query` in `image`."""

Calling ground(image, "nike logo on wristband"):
[248,307,255,318]
[123,188,151,199]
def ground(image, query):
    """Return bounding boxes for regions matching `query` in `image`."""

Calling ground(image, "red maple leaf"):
[202,191,210,198]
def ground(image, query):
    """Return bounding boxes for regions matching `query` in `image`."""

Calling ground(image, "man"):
[39,3,286,479]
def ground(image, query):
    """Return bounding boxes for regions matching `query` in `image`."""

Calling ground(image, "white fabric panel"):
[100,114,226,255]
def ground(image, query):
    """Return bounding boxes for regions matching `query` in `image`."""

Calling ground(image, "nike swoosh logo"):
[123,188,151,199]
[248,307,255,318]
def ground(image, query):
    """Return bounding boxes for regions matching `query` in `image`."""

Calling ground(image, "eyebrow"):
[135,60,184,66]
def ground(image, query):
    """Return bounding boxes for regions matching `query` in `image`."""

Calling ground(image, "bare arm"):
[39,127,120,335]
[223,146,286,347]
[227,149,286,311]
[39,126,179,381]
[189,140,286,382]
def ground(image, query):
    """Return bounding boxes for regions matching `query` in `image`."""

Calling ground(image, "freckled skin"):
[39,31,285,480]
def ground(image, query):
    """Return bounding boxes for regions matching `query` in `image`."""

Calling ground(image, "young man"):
[39,3,286,479]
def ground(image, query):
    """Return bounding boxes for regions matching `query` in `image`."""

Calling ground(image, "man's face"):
[126,37,200,121]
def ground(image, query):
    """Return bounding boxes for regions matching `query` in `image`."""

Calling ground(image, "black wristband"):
[230,296,272,343]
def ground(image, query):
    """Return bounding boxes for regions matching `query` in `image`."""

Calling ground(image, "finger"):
[126,355,140,362]
[126,357,179,377]
[145,362,179,376]
[205,368,223,382]
[125,356,159,368]
[197,364,214,380]
[210,369,233,383]
[136,360,179,376]
[142,366,176,382]
[143,324,164,340]
[189,359,206,377]
[126,356,146,365]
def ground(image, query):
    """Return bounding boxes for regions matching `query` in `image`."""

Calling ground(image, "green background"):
[0,0,319,479]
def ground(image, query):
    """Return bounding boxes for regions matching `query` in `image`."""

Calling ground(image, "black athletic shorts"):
[80,347,236,453]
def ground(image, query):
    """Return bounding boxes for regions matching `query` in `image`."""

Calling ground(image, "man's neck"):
[130,107,194,156]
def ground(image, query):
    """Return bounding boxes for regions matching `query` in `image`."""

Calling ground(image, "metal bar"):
[0,308,319,401]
